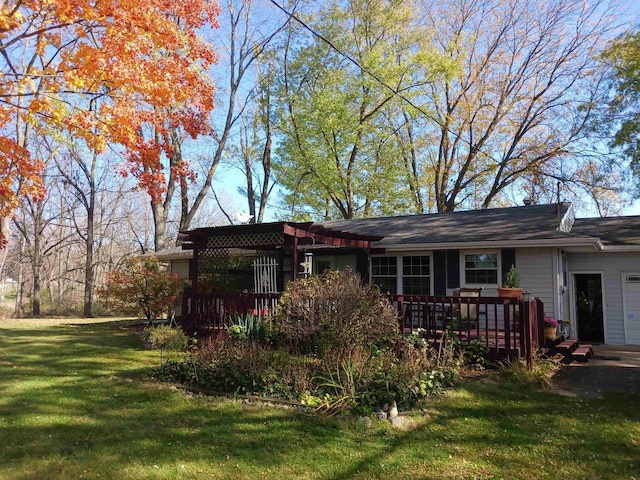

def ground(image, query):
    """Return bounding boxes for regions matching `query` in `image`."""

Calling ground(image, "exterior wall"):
[169,259,190,318]
[369,248,558,313]
[566,252,640,345]
[313,254,357,274]
[516,248,556,318]
[169,259,190,279]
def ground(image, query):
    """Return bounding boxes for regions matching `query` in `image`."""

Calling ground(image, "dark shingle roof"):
[319,203,572,246]
[572,216,640,246]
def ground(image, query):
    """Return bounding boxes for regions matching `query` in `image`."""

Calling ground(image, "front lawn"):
[0,318,638,479]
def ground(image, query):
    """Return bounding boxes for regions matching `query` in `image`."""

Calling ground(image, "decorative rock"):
[375,409,388,420]
[357,416,372,428]
[388,400,398,419]
[390,416,404,428]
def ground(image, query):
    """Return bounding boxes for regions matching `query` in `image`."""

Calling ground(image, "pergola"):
[179,221,383,291]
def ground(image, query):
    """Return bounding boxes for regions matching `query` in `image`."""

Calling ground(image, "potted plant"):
[543,316,559,340]
[497,265,523,299]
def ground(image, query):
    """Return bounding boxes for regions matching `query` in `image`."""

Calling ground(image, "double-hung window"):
[371,257,397,294]
[371,255,432,295]
[402,256,431,295]
[464,253,498,285]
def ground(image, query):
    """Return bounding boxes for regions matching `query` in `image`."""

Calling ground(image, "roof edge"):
[378,237,602,252]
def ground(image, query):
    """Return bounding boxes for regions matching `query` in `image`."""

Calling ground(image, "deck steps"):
[546,338,594,364]
[554,339,580,355]
[571,344,594,362]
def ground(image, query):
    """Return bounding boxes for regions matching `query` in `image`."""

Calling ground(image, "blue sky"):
[204,0,640,221]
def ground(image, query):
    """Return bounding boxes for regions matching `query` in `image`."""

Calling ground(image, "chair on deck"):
[452,287,484,324]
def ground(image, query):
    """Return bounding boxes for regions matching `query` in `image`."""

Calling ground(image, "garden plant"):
[157,270,468,414]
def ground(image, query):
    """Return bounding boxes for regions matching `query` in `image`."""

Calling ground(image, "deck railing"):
[181,288,279,336]
[390,294,543,362]
[181,290,543,362]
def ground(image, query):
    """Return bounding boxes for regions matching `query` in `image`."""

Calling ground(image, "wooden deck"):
[181,290,544,363]
[392,293,544,362]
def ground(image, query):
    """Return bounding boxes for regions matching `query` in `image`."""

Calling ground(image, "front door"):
[574,273,604,343]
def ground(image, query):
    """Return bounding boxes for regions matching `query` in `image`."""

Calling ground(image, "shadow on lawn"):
[324,384,640,479]
[0,323,351,479]
[1,322,640,479]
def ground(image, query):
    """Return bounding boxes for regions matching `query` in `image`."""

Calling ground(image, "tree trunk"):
[32,228,41,316]
[151,202,167,252]
[83,186,95,317]
[14,237,25,317]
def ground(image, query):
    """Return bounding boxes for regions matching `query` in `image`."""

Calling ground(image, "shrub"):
[145,325,189,365]
[100,257,185,324]
[273,269,399,354]
[152,270,474,413]
[185,335,280,394]
[362,337,462,410]
[460,340,491,368]
[156,332,464,413]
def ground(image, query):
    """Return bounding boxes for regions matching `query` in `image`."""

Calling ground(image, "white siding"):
[567,252,640,345]
[169,259,190,279]
[517,248,556,316]
[169,259,190,318]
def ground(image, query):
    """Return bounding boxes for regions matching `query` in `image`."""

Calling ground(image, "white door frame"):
[620,272,640,345]
[569,271,607,344]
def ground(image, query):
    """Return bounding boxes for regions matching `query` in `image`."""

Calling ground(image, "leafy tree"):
[101,257,185,324]
[132,0,287,249]
[601,30,640,187]
[274,0,452,219]
[272,0,620,216]
[413,0,619,211]
[0,0,220,219]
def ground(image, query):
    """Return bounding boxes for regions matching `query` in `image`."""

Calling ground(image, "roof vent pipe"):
[523,198,533,206]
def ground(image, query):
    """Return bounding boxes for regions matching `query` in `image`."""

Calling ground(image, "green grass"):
[0,318,639,479]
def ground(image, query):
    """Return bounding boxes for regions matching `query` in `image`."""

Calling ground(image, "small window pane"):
[373,277,397,294]
[403,277,431,295]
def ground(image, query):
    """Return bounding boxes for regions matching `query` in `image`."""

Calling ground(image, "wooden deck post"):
[504,299,512,358]
[521,298,533,368]
[290,237,298,283]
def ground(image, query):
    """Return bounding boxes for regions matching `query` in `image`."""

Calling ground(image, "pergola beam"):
[180,222,382,250]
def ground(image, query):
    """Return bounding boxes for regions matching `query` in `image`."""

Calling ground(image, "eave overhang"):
[375,237,604,253]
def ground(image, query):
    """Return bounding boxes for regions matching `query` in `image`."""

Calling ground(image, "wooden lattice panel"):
[197,247,228,279]
[206,232,284,249]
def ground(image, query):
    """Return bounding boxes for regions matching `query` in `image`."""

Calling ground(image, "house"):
[160,202,640,346]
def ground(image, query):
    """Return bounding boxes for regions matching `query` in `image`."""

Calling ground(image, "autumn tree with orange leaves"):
[0,0,220,220]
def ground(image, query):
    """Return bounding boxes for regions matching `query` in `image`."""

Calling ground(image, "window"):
[464,253,498,284]
[314,259,332,275]
[371,256,397,294]
[402,256,431,295]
